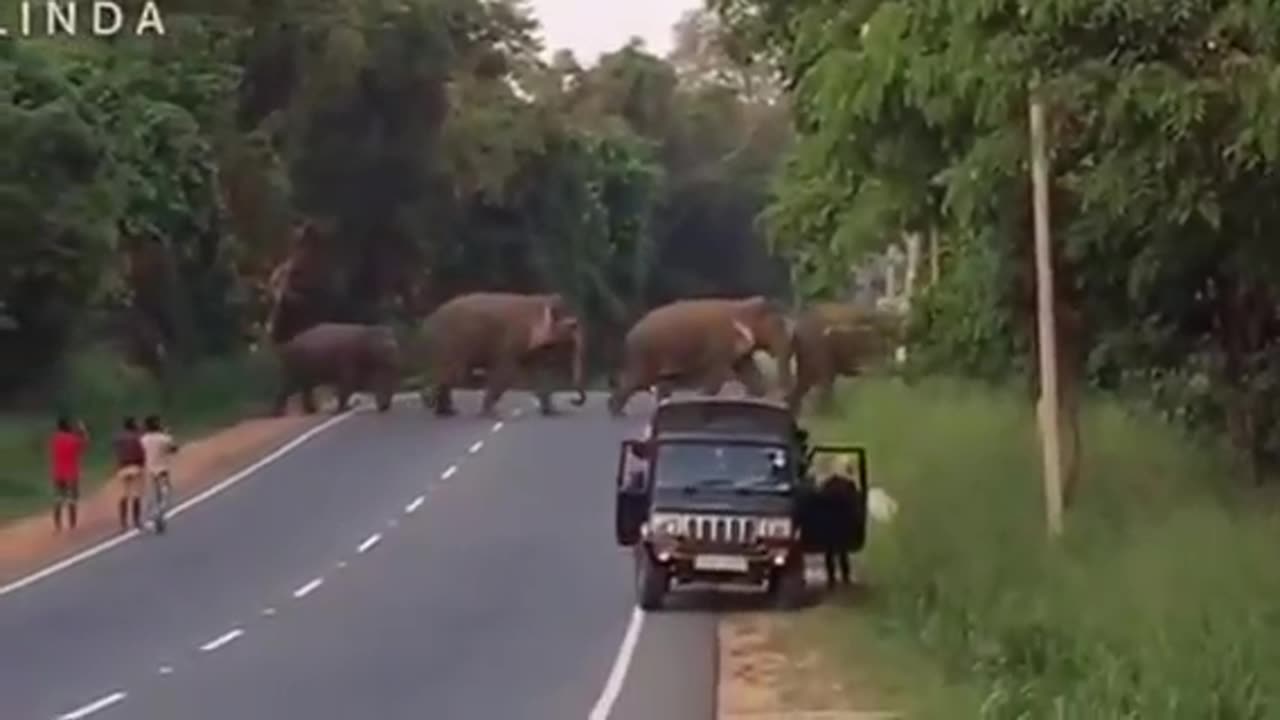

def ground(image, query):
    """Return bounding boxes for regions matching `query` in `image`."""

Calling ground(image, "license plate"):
[693,554,749,573]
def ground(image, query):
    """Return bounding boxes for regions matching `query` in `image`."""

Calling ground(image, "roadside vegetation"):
[700,1,1280,715]
[807,377,1280,718]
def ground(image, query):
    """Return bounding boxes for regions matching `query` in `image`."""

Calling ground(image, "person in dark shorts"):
[113,417,146,530]
[49,416,89,532]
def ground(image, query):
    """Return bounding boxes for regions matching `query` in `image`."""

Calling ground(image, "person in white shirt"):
[140,415,179,533]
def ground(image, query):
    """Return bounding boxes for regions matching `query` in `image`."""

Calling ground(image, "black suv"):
[613,396,868,610]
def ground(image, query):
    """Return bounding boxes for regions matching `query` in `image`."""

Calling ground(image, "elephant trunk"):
[570,323,587,406]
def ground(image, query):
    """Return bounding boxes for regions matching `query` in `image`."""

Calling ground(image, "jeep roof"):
[648,395,797,441]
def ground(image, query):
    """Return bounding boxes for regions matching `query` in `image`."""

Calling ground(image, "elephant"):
[414,292,587,418]
[607,296,794,416]
[272,323,402,415]
[787,302,905,414]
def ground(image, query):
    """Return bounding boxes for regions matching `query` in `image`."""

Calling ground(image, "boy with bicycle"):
[140,415,179,534]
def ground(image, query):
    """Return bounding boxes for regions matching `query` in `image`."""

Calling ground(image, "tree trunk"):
[929,228,940,286]
[904,231,922,305]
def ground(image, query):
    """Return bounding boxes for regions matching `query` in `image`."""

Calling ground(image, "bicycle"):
[147,470,172,534]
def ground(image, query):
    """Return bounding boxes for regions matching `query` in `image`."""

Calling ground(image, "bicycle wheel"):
[150,474,170,534]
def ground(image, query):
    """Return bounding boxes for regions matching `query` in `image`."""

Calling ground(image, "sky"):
[526,0,700,65]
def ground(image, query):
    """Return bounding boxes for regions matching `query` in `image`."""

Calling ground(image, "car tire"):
[635,547,668,611]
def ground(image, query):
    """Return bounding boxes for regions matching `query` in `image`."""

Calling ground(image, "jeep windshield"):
[651,441,793,494]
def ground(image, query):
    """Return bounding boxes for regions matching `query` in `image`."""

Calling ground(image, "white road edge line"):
[441,465,457,480]
[469,440,483,453]
[199,628,245,652]
[357,533,382,553]
[293,578,324,599]
[587,608,645,720]
[0,391,414,599]
[405,496,425,513]
[492,421,503,432]
[56,691,127,720]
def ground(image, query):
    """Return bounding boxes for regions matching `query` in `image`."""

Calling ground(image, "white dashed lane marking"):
[44,417,504,720]
[199,628,244,652]
[56,691,127,719]
[293,578,324,599]
[357,533,382,554]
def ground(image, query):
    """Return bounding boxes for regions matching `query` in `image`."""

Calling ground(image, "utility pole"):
[1029,87,1065,538]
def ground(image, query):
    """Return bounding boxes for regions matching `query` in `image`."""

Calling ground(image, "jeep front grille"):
[686,515,757,544]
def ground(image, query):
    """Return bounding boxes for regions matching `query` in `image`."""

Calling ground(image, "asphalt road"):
[0,391,717,720]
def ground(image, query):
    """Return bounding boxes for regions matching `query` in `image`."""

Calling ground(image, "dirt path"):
[718,600,900,720]
[0,413,325,586]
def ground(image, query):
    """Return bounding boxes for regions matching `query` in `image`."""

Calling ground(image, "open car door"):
[614,439,651,546]
[802,445,870,553]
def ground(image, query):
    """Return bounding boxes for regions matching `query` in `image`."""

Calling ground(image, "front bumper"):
[648,541,793,585]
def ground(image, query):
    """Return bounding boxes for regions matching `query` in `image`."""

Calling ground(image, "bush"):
[810,378,1280,719]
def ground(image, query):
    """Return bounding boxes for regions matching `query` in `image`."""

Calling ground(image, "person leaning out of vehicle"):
[813,453,863,589]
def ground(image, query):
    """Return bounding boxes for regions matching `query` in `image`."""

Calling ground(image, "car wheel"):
[635,547,668,611]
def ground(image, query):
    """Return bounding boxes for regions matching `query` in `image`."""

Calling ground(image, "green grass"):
[0,348,276,522]
[806,376,1280,719]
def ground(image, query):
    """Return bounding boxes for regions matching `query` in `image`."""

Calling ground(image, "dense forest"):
[711,0,1280,483]
[0,0,790,402]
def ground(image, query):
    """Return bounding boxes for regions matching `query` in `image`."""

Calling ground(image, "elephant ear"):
[731,318,756,356]
[528,301,555,350]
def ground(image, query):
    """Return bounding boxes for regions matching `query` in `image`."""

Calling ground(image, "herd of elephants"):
[271,291,905,420]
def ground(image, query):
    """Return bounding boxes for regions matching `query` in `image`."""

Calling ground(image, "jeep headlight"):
[758,517,792,539]
[650,513,684,537]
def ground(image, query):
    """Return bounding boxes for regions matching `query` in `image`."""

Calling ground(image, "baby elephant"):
[272,323,401,415]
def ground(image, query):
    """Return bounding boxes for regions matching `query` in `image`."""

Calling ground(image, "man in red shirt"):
[50,416,89,532]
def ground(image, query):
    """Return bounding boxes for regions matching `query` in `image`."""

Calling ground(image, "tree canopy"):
[709,0,1280,479]
[0,1,790,396]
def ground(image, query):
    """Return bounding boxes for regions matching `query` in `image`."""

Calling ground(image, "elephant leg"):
[608,370,643,416]
[699,365,734,396]
[536,388,556,416]
[787,373,813,415]
[335,383,353,413]
[816,378,838,414]
[527,361,557,416]
[271,380,291,417]
[733,357,768,397]
[480,359,519,418]
[433,384,457,417]
[301,385,318,414]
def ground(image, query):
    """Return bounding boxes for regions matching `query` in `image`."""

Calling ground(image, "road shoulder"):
[717,588,901,720]
[0,412,326,586]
